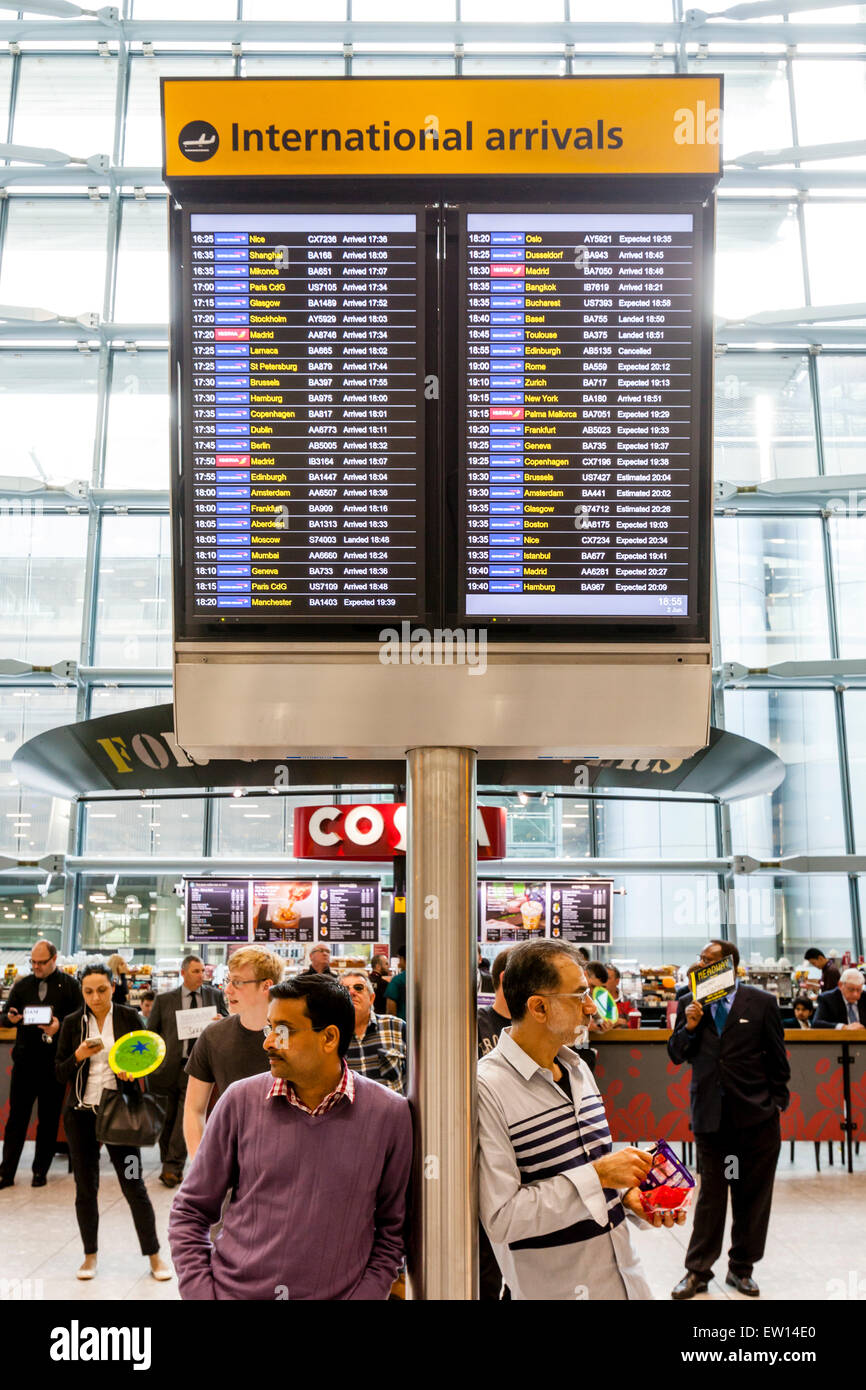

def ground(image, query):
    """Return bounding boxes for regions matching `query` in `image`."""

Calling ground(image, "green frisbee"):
[108,1030,166,1079]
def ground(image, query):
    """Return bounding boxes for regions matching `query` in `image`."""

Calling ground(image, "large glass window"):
[12,55,119,157]
[693,59,792,163]
[113,199,170,324]
[828,517,866,659]
[715,202,804,321]
[714,353,817,484]
[0,350,99,488]
[0,686,77,857]
[794,60,866,170]
[77,872,190,958]
[0,198,110,320]
[804,203,866,306]
[714,517,831,666]
[0,880,67,955]
[818,355,866,477]
[93,514,172,667]
[724,689,846,858]
[732,874,854,964]
[596,796,718,860]
[104,350,170,489]
[82,797,204,856]
[0,512,89,663]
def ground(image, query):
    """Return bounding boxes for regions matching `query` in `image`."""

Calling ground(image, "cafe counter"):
[594,1027,866,1169]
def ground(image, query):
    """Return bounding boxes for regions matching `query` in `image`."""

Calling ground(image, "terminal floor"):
[0,1140,862,1302]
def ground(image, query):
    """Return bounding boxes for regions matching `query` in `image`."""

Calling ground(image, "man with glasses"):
[343,971,407,1095]
[477,939,682,1301]
[0,940,81,1189]
[183,947,283,1160]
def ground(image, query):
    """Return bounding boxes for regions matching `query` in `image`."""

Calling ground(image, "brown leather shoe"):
[159,1171,180,1188]
[671,1272,709,1300]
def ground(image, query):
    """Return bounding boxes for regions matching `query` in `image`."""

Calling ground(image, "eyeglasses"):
[535,989,592,1002]
[30,957,51,966]
[227,978,259,989]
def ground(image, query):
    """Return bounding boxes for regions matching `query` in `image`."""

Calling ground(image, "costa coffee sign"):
[294,803,507,861]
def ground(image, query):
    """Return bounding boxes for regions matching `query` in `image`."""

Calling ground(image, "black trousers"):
[686,1110,781,1280]
[64,1106,160,1257]
[0,1058,66,1180]
[155,1073,188,1176]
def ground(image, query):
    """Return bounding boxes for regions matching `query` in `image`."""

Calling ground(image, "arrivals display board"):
[181,209,424,623]
[166,75,721,651]
[460,210,702,623]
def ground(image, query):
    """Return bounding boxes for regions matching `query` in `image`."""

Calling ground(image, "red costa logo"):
[293,803,506,861]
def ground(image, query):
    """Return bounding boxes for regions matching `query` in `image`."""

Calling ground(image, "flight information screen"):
[182,210,423,623]
[460,210,701,623]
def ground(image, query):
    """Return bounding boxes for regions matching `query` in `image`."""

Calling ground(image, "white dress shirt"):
[83,1008,117,1107]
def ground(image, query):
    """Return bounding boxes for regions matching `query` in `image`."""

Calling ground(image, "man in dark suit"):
[0,940,81,1188]
[146,955,227,1187]
[668,939,790,1301]
[813,969,866,1029]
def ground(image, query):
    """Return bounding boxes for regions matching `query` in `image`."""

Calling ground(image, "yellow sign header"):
[162,76,722,179]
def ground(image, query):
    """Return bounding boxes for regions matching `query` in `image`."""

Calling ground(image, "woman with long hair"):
[55,963,171,1282]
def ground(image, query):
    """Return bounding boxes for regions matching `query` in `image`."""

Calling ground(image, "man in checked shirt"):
[477,939,685,1301]
[343,971,407,1095]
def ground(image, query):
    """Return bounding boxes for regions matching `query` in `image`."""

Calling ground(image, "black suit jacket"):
[813,987,866,1029]
[56,1003,146,1111]
[0,969,82,1065]
[667,983,790,1133]
[146,984,228,1091]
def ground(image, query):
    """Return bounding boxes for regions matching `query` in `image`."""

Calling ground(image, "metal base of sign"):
[173,641,711,760]
[405,746,478,1301]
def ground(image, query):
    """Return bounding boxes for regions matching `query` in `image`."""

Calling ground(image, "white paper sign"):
[176,1007,220,1041]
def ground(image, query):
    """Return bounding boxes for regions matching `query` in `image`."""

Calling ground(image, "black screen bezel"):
[172,202,430,641]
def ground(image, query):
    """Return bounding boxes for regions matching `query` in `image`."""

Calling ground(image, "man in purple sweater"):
[169,974,413,1300]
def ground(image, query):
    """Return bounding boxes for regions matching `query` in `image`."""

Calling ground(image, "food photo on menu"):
[482,881,547,943]
[252,880,316,942]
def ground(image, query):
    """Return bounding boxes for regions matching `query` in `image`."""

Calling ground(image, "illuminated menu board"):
[317,880,380,943]
[185,879,250,943]
[461,211,700,622]
[549,880,613,946]
[183,211,423,622]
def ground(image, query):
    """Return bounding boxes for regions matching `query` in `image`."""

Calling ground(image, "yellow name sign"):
[162,76,722,179]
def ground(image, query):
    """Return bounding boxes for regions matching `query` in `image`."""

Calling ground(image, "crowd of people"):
[0,935,863,1299]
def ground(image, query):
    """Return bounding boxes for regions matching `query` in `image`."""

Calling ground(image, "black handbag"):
[94,1085,165,1148]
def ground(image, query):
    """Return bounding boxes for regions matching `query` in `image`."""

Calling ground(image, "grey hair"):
[840,968,864,985]
[341,971,374,995]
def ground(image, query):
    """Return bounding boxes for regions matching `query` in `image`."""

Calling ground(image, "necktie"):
[185,990,198,1056]
[712,996,730,1034]
[848,1001,858,1024]
[37,981,47,1003]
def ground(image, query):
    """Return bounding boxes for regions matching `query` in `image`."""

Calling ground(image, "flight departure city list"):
[462,212,697,619]
[185,212,422,619]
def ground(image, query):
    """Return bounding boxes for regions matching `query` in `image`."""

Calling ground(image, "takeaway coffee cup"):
[628,1011,641,1030]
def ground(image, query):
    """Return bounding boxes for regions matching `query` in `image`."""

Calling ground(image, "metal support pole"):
[405,746,477,1301]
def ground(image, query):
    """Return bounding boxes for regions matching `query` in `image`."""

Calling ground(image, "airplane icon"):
[183,132,216,151]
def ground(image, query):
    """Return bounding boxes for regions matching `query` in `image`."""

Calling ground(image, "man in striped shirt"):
[477,939,685,1301]
[343,972,407,1095]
